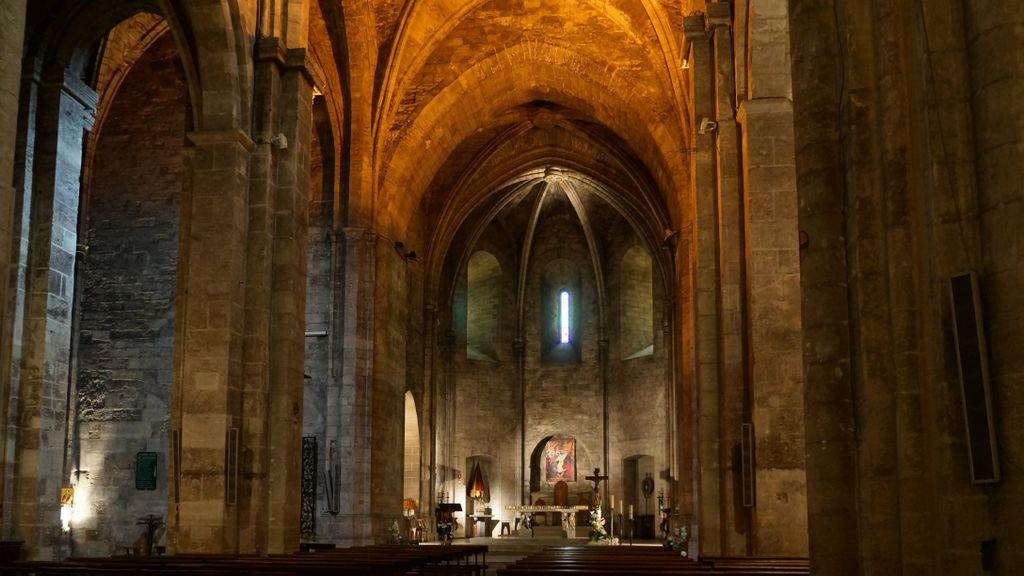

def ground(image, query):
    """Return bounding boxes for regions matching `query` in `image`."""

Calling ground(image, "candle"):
[610,494,615,509]
[629,504,634,519]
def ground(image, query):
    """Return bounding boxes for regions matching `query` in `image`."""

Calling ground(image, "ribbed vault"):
[370,0,690,239]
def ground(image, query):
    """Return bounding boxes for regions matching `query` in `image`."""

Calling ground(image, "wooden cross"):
[585,467,609,505]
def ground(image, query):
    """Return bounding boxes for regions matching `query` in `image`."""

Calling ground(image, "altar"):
[505,504,589,538]
[468,514,494,538]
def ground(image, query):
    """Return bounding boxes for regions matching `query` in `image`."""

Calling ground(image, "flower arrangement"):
[663,526,689,556]
[589,506,608,541]
[386,518,403,544]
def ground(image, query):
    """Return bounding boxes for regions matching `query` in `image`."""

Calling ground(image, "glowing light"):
[60,505,72,532]
[559,290,570,344]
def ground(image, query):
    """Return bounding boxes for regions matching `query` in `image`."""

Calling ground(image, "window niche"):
[466,251,501,362]
[541,259,581,364]
[620,246,654,359]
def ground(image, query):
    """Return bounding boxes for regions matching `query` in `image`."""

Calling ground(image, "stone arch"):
[375,0,687,153]
[71,24,189,555]
[24,0,246,133]
[6,0,207,556]
[376,46,687,237]
[159,0,252,131]
[430,165,675,340]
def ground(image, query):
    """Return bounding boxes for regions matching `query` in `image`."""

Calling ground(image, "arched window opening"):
[559,289,571,344]
[541,259,580,364]
[404,392,421,503]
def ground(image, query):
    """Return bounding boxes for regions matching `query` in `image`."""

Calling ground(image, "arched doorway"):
[404,391,421,503]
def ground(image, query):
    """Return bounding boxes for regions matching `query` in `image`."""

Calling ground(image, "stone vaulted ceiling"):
[363,0,692,240]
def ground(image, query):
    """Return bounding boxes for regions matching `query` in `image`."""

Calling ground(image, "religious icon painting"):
[543,435,576,482]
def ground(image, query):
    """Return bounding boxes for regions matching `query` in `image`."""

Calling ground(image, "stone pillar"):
[0,0,27,536]
[421,302,438,534]
[963,3,1024,572]
[708,3,749,556]
[329,227,376,545]
[369,233,408,540]
[735,0,807,558]
[739,97,807,555]
[169,128,252,554]
[10,69,95,559]
[788,0,859,573]
[237,39,312,554]
[685,12,724,556]
[514,337,525,507]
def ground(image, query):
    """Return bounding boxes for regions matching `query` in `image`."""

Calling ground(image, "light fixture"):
[60,487,74,532]
[698,117,718,135]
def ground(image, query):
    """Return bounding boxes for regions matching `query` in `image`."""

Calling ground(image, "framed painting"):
[544,436,576,482]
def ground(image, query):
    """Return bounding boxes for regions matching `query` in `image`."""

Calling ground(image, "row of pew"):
[496,546,810,575]
[0,544,489,576]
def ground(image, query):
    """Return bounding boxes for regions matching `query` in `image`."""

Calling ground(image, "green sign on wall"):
[136,452,158,490]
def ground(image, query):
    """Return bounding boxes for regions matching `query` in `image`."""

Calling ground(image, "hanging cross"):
[585,467,609,505]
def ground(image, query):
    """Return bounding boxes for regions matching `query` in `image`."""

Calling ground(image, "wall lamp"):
[698,118,718,135]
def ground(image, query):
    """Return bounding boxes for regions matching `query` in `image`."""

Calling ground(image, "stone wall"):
[302,105,331,537]
[444,193,675,534]
[604,220,670,515]
[73,30,184,556]
[791,0,1024,572]
[451,233,522,532]
[521,211,603,507]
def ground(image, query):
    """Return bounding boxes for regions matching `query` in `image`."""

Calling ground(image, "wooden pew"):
[496,547,811,576]
[1,543,490,576]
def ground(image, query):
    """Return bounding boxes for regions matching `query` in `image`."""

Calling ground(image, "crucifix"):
[585,467,609,506]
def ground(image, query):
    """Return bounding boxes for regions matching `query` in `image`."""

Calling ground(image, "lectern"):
[435,503,462,543]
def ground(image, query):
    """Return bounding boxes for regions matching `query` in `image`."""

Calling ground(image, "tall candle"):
[629,504,634,519]
[610,494,615,509]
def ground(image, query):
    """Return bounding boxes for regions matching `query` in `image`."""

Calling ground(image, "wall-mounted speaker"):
[949,272,1000,483]
[226,427,239,504]
[171,429,181,504]
[741,423,755,507]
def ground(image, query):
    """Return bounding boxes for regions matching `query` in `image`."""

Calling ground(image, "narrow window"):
[559,290,570,344]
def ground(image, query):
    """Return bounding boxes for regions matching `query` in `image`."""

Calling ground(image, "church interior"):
[0,0,1022,574]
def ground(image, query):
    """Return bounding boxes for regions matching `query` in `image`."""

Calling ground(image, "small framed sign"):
[136,452,158,490]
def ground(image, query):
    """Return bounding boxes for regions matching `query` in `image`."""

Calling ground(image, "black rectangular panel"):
[741,423,755,507]
[949,272,1000,483]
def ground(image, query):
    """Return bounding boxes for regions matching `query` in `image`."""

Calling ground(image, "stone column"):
[0,0,27,537]
[237,40,312,554]
[739,97,807,555]
[11,69,95,559]
[788,0,859,573]
[169,128,252,554]
[708,3,749,555]
[238,38,279,555]
[963,3,1024,572]
[329,227,376,545]
[685,11,723,556]
[368,233,408,540]
[422,302,438,535]
[737,0,808,559]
